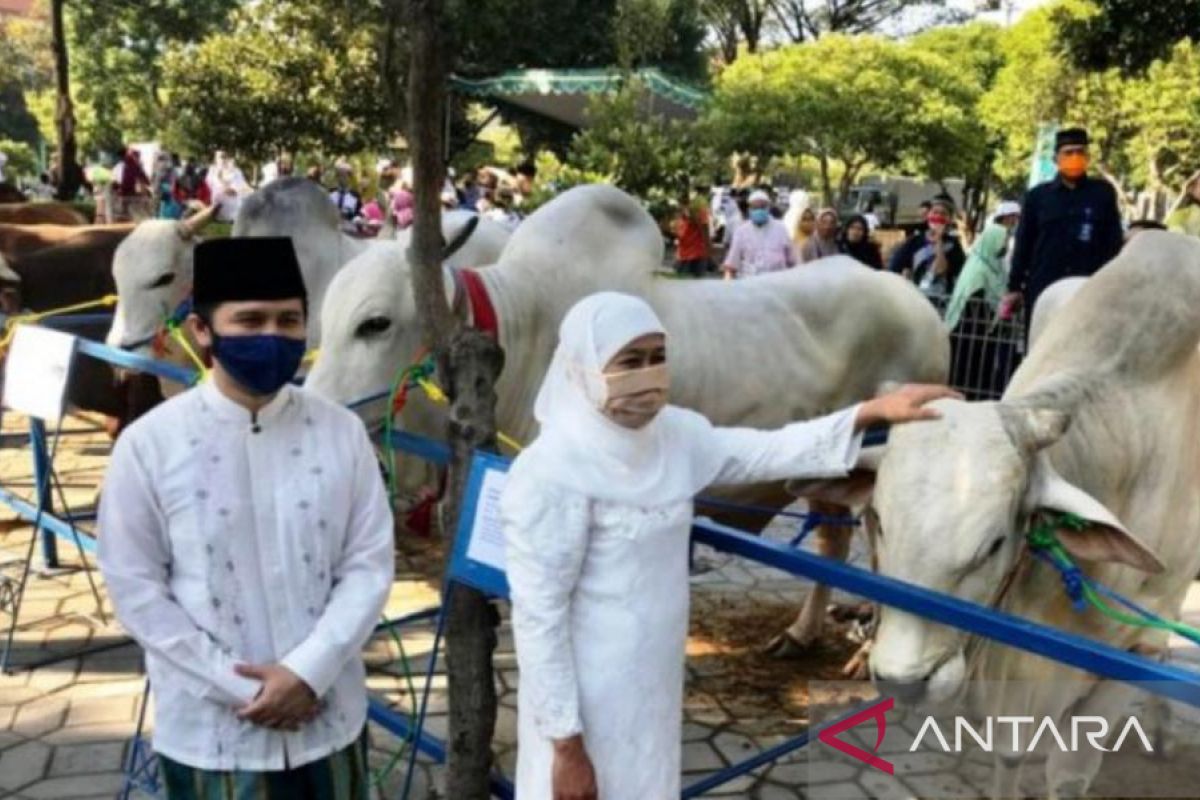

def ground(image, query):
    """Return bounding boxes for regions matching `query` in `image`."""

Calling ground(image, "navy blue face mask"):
[211,333,306,396]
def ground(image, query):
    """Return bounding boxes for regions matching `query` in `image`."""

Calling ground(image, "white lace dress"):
[501,407,862,799]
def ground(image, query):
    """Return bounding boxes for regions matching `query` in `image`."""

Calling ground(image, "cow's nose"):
[873,672,930,705]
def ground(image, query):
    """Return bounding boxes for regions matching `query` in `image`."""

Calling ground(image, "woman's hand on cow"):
[552,735,598,800]
[855,384,963,429]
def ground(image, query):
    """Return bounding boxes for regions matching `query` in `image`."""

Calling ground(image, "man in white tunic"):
[722,190,797,279]
[501,292,957,800]
[98,237,394,799]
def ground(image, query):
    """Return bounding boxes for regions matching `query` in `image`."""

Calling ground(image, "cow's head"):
[304,212,509,424]
[106,206,217,353]
[304,242,447,425]
[789,397,1162,704]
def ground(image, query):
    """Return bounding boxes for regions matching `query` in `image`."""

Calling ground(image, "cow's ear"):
[785,446,883,509]
[1025,458,1164,574]
[1002,403,1071,453]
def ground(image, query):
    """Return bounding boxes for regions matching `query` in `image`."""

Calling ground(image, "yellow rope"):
[414,377,525,453]
[166,326,210,382]
[0,294,120,354]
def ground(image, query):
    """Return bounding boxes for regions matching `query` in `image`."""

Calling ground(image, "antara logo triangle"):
[816,697,895,775]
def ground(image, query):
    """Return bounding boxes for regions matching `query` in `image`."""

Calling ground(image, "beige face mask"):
[600,364,671,426]
[603,363,670,400]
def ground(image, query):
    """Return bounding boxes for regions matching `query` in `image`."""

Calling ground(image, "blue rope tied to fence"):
[1027,512,1200,646]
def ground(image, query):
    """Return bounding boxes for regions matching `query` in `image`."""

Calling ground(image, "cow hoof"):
[762,631,816,659]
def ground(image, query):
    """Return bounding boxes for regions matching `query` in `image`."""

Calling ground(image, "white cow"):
[106,178,509,356]
[105,208,218,354]
[1029,277,1087,347]
[307,184,950,650]
[797,231,1200,797]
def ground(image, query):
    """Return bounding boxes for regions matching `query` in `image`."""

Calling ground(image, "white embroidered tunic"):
[501,405,862,799]
[98,381,394,771]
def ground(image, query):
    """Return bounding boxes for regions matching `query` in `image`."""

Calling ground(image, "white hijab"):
[511,292,723,505]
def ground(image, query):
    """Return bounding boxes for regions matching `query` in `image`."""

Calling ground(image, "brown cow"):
[0,222,164,434]
[0,223,136,263]
[0,202,89,226]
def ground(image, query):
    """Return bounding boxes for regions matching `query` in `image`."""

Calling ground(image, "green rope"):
[369,617,422,792]
[382,354,438,505]
[1028,513,1200,644]
[371,354,438,793]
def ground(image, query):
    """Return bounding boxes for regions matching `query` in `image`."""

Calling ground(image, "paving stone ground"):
[2,411,1199,799]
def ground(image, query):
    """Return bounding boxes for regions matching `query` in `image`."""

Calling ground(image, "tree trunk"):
[818,155,833,208]
[836,162,862,210]
[50,0,83,202]
[441,331,504,799]
[406,1,503,798]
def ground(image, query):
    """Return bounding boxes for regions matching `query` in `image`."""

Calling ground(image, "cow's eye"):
[985,537,1004,559]
[355,316,392,338]
[148,273,174,289]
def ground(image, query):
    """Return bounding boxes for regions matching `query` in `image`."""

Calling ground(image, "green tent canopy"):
[449,68,708,128]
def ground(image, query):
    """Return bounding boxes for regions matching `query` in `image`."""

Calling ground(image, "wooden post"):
[406,0,504,796]
[50,0,84,202]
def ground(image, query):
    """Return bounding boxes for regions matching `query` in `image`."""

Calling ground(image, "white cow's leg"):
[767,503,852,657]
[1045,679,1142,799]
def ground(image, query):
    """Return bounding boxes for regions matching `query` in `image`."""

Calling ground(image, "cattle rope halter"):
[1025,512,1200,646]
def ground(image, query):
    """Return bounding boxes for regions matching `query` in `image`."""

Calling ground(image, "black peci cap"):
[193,237,307,307]
[1055,127,1090,151]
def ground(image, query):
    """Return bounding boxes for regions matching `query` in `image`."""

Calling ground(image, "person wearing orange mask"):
[1003,127,1123,330]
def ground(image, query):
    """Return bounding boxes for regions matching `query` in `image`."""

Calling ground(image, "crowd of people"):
[676,184,971,301]
[3,145,541,236]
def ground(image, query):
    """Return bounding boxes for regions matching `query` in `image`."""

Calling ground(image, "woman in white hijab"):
[501,292,956,800]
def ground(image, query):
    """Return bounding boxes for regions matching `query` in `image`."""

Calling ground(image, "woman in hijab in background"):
[790,204,816,251]
[799,208,841,262]
[945,200,1021,399]
[837,214,883,269]
[501,292,957,800]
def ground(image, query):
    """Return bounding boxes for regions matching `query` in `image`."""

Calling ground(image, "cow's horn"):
[178,203,220,239]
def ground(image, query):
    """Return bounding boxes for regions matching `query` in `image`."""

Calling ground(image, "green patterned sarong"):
[158,728,370,800]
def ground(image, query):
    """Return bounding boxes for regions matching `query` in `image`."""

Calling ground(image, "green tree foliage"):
[705,34,982,205]
[568,80,716,201]
[0,139,40,180]
[69,0,238,152]
[160,2,390,162]
[1057,0,1200,75]
[0,8,53,147]
[1123,40,1200,191]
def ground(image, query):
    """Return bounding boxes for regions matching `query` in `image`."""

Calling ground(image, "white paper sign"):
[3,325,77,423]
[465,468,509,572]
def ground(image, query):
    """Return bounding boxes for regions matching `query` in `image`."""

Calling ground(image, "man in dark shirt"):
[1004,127,1123,324]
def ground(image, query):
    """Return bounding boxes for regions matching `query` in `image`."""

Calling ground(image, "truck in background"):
[839,175,965,231]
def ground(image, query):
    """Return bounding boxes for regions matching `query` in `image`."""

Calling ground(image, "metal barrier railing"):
[930,294,1026,401]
